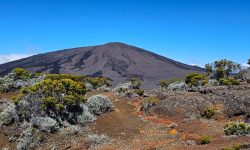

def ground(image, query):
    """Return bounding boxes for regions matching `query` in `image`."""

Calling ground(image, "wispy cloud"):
[0,54,33,64]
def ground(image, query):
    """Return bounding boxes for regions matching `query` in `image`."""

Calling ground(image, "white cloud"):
[189,63,204,67]
[0,54,33,64]
[241,63,250,69]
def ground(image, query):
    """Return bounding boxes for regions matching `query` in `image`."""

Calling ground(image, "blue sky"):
[0,0,249,67]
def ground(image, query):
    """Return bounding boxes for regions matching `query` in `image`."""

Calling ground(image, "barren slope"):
[0,42,205,88]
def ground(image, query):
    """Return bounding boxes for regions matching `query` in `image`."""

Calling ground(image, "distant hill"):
[0,42,205,88]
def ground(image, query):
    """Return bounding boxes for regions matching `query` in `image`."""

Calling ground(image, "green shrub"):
[222,144,244,150]
[219,78,240,85]
[117,87,128,93]
[12,68,32,80]
[224,122,250,136]
[203,107,215,119]
[13,78,86,110]
[133,89,144,96]
[185,73,208,86]
[227,77,240,85]
[45,74,85,82]
[219,78,230,85]
[142,97,159,105]
[201,135,212,144]
[141,97,159,111]
[87,77,111,89]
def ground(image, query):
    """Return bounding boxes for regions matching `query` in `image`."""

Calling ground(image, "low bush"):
[87,77,112,89]
[167,81,187,91]
[185,73,208,86]
[77,104,97,125]
[31,116,59,133]
[203,107,215,119]
[133,89,144,96]
[222,144,244,150]
[141,97,159,112]
[201,135,212,144]
[224,121,250,136]
[12,78,87,124]
[45,74,85,82]
[0,68,45,93]
[0,103,16,125]
[219,78,240,85]
[17,127,44,150]
[12,68,32,80]
[143,97,159,105]
[86,95,113,115]
[114,82,133,94]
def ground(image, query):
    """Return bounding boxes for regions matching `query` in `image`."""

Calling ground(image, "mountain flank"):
[0,42,205,88]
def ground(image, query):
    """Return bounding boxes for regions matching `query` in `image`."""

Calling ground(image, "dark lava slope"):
[0,42,204,88]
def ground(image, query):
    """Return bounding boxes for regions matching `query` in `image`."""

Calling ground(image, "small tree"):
[159,80,168,89]
[205,59,241,79]
[129,78,141,89]
[205,64,213,76]
[248,59,250,66]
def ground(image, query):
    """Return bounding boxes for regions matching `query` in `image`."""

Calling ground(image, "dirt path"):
[89,92,144,141]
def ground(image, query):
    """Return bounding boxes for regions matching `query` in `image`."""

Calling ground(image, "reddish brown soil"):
[87,92,250,150]
[0,91,19,100]
[0,134,16,149]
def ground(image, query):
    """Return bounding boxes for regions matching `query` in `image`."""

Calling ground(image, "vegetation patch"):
[224,121,250,136]
[0,68,44,93]
[141,97,159,112]
[129,78,142,89]
[133,89,144,96]
[205,59,241,79]
[219,78,240,85]
[202,107,215,119]
[159,78,182,89]
[201,135,212,144]
[222,144,246,150]
[86,77,112,89]
[185,73,208,86]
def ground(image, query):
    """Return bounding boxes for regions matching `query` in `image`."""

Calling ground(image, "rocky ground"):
[1,83,250,150]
